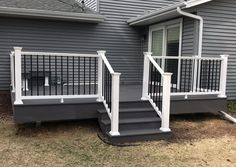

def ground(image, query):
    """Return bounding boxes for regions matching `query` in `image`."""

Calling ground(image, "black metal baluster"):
[188,60,191,92]
[211,60,215,91]
[61,56,63,95]
[109,73,112,110]
[67,56,69,95]
[37,55,39,96]
[89,57,91,94]
[179,59,183,92]
[94,58,97,94]
[207,60,211,91]
[73,57,75,95]
[106,69,108,108]
[55,56,57,95]
[107,69,110,109]
[184,59,187,92]
[158,73,162,111]
[104,67,106,102]
[78,57,80,95]
[84,57,86,94]
[43,55,45,95]
[200,60,203,92]
[23,55,27,96]
[149,63,153,97]
[102,63,104,97]
[214,61,218,91]
[49,56,51,95]
[153,67,157,104]
[30,55,33,96]
[108,71,110,110]
[218,61,222,91]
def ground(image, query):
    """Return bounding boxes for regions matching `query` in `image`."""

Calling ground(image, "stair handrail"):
[97,51,121,136]
[142,52,172,132]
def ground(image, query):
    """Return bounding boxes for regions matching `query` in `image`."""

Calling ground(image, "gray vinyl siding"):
[196,0,236,99]
[0,0,179,90]
[182,17,196,56]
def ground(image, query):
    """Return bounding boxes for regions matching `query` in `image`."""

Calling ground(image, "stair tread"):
[108,128,169,137]
[98,107,155,114]
[101,117,160,125]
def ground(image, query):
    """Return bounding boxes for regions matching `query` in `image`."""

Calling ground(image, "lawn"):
[0,111,235,167]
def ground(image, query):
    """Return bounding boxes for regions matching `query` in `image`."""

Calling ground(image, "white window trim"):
[148,18,183,89]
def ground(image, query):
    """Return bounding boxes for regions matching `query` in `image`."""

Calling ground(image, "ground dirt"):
[0,109,235,167]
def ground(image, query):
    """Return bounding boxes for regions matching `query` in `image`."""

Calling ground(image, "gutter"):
[0,7,105,23]
[176,7,203,57]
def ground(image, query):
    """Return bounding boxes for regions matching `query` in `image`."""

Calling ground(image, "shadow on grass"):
[15,119,100,138]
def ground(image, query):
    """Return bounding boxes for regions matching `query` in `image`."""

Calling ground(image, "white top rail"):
[146,53,165,75]
[18,51,99,58]
[152,56,223,61]
[100,53,115,74]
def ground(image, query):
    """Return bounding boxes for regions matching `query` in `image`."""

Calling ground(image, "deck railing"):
[141,52,229,132]
[10,47,120,136]
[97,51,121,136]
[142,52,172,132]
[152,55,228,98]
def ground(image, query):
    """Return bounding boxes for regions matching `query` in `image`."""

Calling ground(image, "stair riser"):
[99,111,158,120]
[119,102,151,109]
[100,121,161,132]
[108,132,172,144]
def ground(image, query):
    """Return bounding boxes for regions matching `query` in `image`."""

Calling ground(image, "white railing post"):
[109,72,121,136]
[14,47,23,104]
[160,72,172,132]
[96,50,105,102]
[141,52,151,100]
[10,52,15,92]
[218,54,229,98]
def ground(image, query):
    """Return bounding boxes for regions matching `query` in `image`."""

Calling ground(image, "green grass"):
[227,101,236,111]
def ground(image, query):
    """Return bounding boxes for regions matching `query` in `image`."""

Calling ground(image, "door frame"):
[148,18,183,88]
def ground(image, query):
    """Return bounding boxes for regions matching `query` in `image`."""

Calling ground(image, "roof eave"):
[186,0,212,8]
[0,7,105,23]
[127,0,212,26]
[127,2,185,26]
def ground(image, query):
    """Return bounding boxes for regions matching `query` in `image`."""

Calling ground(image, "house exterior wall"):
[182,17,196,56]
[0,0,179,91]
[196,0,236,99]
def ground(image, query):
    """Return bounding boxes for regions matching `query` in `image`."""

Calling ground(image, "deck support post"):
[218,55,229,98]
[14,47,23,104]
[10,52,15,92]
[160,72,172,132]
[96,51,105,102]
[109,72,121,136]
[141,52,152,100]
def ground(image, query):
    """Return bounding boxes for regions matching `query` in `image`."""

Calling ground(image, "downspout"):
[177,7,203,92]
[177,7,203,57]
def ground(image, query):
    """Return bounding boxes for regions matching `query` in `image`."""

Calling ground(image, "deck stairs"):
[98,101,171,144]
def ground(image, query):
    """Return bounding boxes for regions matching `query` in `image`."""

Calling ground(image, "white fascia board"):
[185,0,212,8]
[0,7,105,23]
